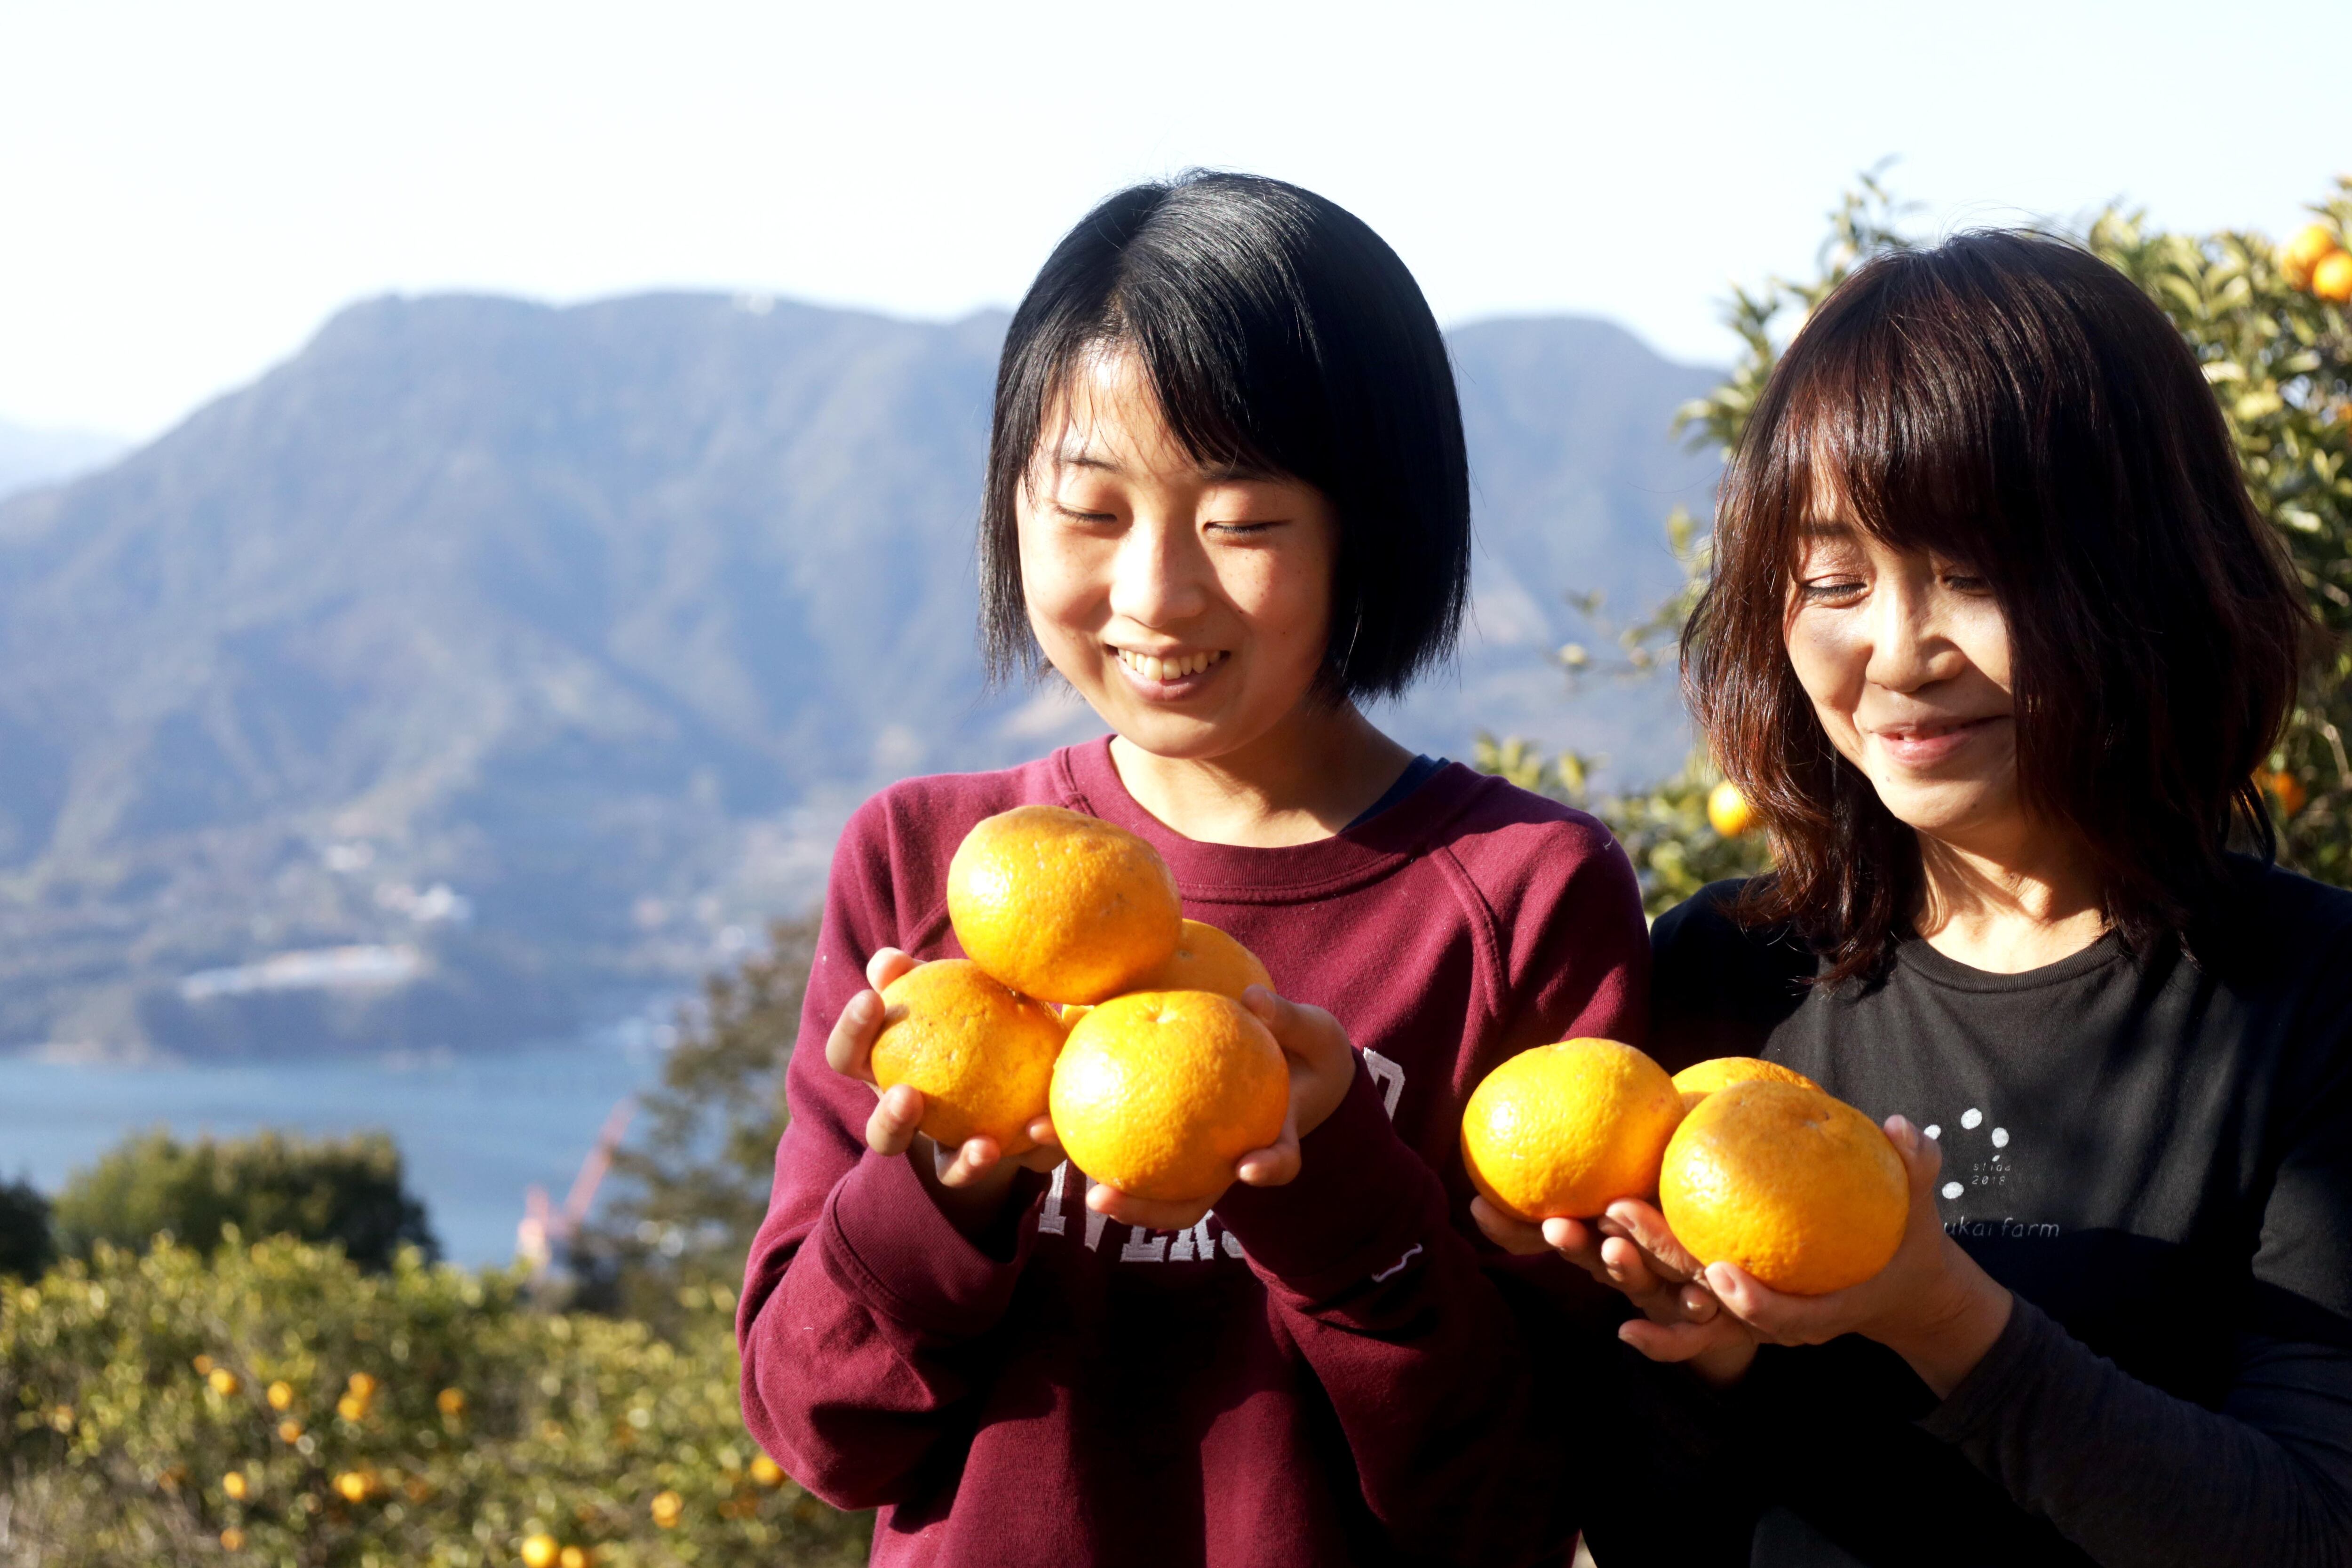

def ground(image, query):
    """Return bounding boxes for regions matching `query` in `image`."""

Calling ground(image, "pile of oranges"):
[2284,222,2352,305]
[1462,1042,1907,1295]
[871,806,1287,1203]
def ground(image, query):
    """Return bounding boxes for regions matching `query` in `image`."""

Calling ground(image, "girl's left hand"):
[1085,987,1356,1234]
[1611,1115,2014,1397]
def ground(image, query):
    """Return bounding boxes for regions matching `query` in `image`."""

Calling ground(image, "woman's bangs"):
[1765,297,2014,578]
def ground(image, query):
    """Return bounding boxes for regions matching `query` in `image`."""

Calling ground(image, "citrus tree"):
[1484,173,2352,901]
[0,1234,867,1567]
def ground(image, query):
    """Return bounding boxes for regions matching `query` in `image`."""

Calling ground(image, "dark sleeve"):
[1216,1061,1580,1568]
[1919,1298,2352,1567]
[1646,880,1815,1073]
[736,795,1045,1511]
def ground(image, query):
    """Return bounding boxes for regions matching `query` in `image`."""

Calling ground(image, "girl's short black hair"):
[979,171,1470,700]
[1687,231,2312,983]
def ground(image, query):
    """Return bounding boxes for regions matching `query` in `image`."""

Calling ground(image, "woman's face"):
[1784,517,2023,850]
[1015,349,1339,761]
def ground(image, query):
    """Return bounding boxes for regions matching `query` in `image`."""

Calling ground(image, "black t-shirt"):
[1641,861,2352,1568]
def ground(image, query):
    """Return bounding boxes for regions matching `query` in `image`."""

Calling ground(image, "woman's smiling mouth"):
[1869,715,2010,769]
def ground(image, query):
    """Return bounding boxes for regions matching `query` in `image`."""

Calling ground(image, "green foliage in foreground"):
[1473,734,1769,917]
[1,1234,867,1567]
[51,1128,437,1271]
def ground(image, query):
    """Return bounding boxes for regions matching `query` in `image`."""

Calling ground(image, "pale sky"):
[2,0,2343,440]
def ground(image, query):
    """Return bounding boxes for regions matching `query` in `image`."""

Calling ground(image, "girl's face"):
[1784,517,2023,851]
[1015,350,1339,761]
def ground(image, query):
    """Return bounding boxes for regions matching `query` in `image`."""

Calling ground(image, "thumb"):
[1885,1115,1943,1192]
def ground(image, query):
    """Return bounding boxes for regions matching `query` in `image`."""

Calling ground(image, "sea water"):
[0,1035,666,1266]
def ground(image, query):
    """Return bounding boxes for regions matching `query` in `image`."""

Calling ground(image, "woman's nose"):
[1863,580,1958,694]
[1106,517,1211,629]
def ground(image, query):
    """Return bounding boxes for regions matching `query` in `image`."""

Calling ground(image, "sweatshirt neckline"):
[1054,735,1480,906]
[1890,927,2131,994]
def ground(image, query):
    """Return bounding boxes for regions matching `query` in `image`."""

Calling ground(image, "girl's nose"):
[1106,516,1212,629]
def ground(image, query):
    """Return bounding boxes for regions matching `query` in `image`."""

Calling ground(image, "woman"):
[1484,232,2352,1565]
[738,172,1653,1567]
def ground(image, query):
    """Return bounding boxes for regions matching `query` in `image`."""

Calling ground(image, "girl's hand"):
[824,949,1064,1214]
[1692,1115,2013,1398]
[1086,987,1356,1234]
[1471,1195,1758,1385]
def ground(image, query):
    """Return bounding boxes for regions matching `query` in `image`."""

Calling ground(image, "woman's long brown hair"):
[1685,231,2311,985]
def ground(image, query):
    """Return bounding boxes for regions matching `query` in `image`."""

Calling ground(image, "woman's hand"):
[1471,1195,1759,1385]
[1085,987,1356,1234]
[825,949,1063,1231]
[1689,1115,2013,1398]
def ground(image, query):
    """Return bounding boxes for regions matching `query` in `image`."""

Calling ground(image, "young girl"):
[735,173,1651,1566]
[1482,232,2352,1565]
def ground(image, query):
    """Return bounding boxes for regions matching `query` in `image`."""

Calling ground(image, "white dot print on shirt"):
[1941,1181,1964,1200]
[1960,1107,1983,1130]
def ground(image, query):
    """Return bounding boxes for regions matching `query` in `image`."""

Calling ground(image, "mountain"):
[0,294,1717,1057]
[0,420,129,505]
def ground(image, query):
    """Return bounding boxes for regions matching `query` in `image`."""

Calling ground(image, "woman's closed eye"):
[1207,518,1286,538]
[1798,577,1867,603]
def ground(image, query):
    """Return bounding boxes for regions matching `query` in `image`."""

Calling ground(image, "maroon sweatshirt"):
[738,738,1649,1567]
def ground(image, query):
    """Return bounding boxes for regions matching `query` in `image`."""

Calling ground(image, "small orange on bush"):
[207,1368,241,1397]
[1051,990,1288,1202]
[220,1528,246,1551]
[1659,1079,1907,1296]
[437,1386,467,1417]
[520,1536,559,1568]
[651,1489,685,1528]
[871,959,1067,1153]
[222,1471,250,1501]
[559,1548,589,1568]
[1462,1039,1687,1220]
[2265,769,2309,819]
[2282,222,2343,289]
[1706,780,1757,837]
[334,1471,372,1503]
[2313,250,2352,305]
[277,1419,302,1444]
[749,1453,786,1487]
[265,1379,294,1410]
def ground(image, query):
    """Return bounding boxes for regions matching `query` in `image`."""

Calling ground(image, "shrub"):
[0,1178,54,1281]
[0,1234,867,1565]
[52,1128,437,1269]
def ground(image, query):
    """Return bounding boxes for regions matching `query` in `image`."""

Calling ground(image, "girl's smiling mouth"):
[1112,645,1231,695]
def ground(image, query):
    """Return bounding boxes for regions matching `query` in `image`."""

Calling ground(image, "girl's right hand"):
[1470,1194,1759,1385]
[825,948,1064,1196]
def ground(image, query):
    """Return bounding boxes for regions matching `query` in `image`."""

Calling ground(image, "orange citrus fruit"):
[1706,780,1756,837]
[948,805,1182,1003]
[1672,1055,1821,1112]
[1049,990,1288,1202]
[1460,1039,1687,1221]
[2264,768,2308,819]
[1659,1079,1906,1296]
[2283,222,2343,289]
[2314,250,2352,305]
[1127,918,1271,999]
[870,959,1066,1153]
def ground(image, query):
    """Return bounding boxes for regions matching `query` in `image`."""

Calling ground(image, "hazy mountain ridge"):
[0,294,1716,1057]
[0,420,128,506]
